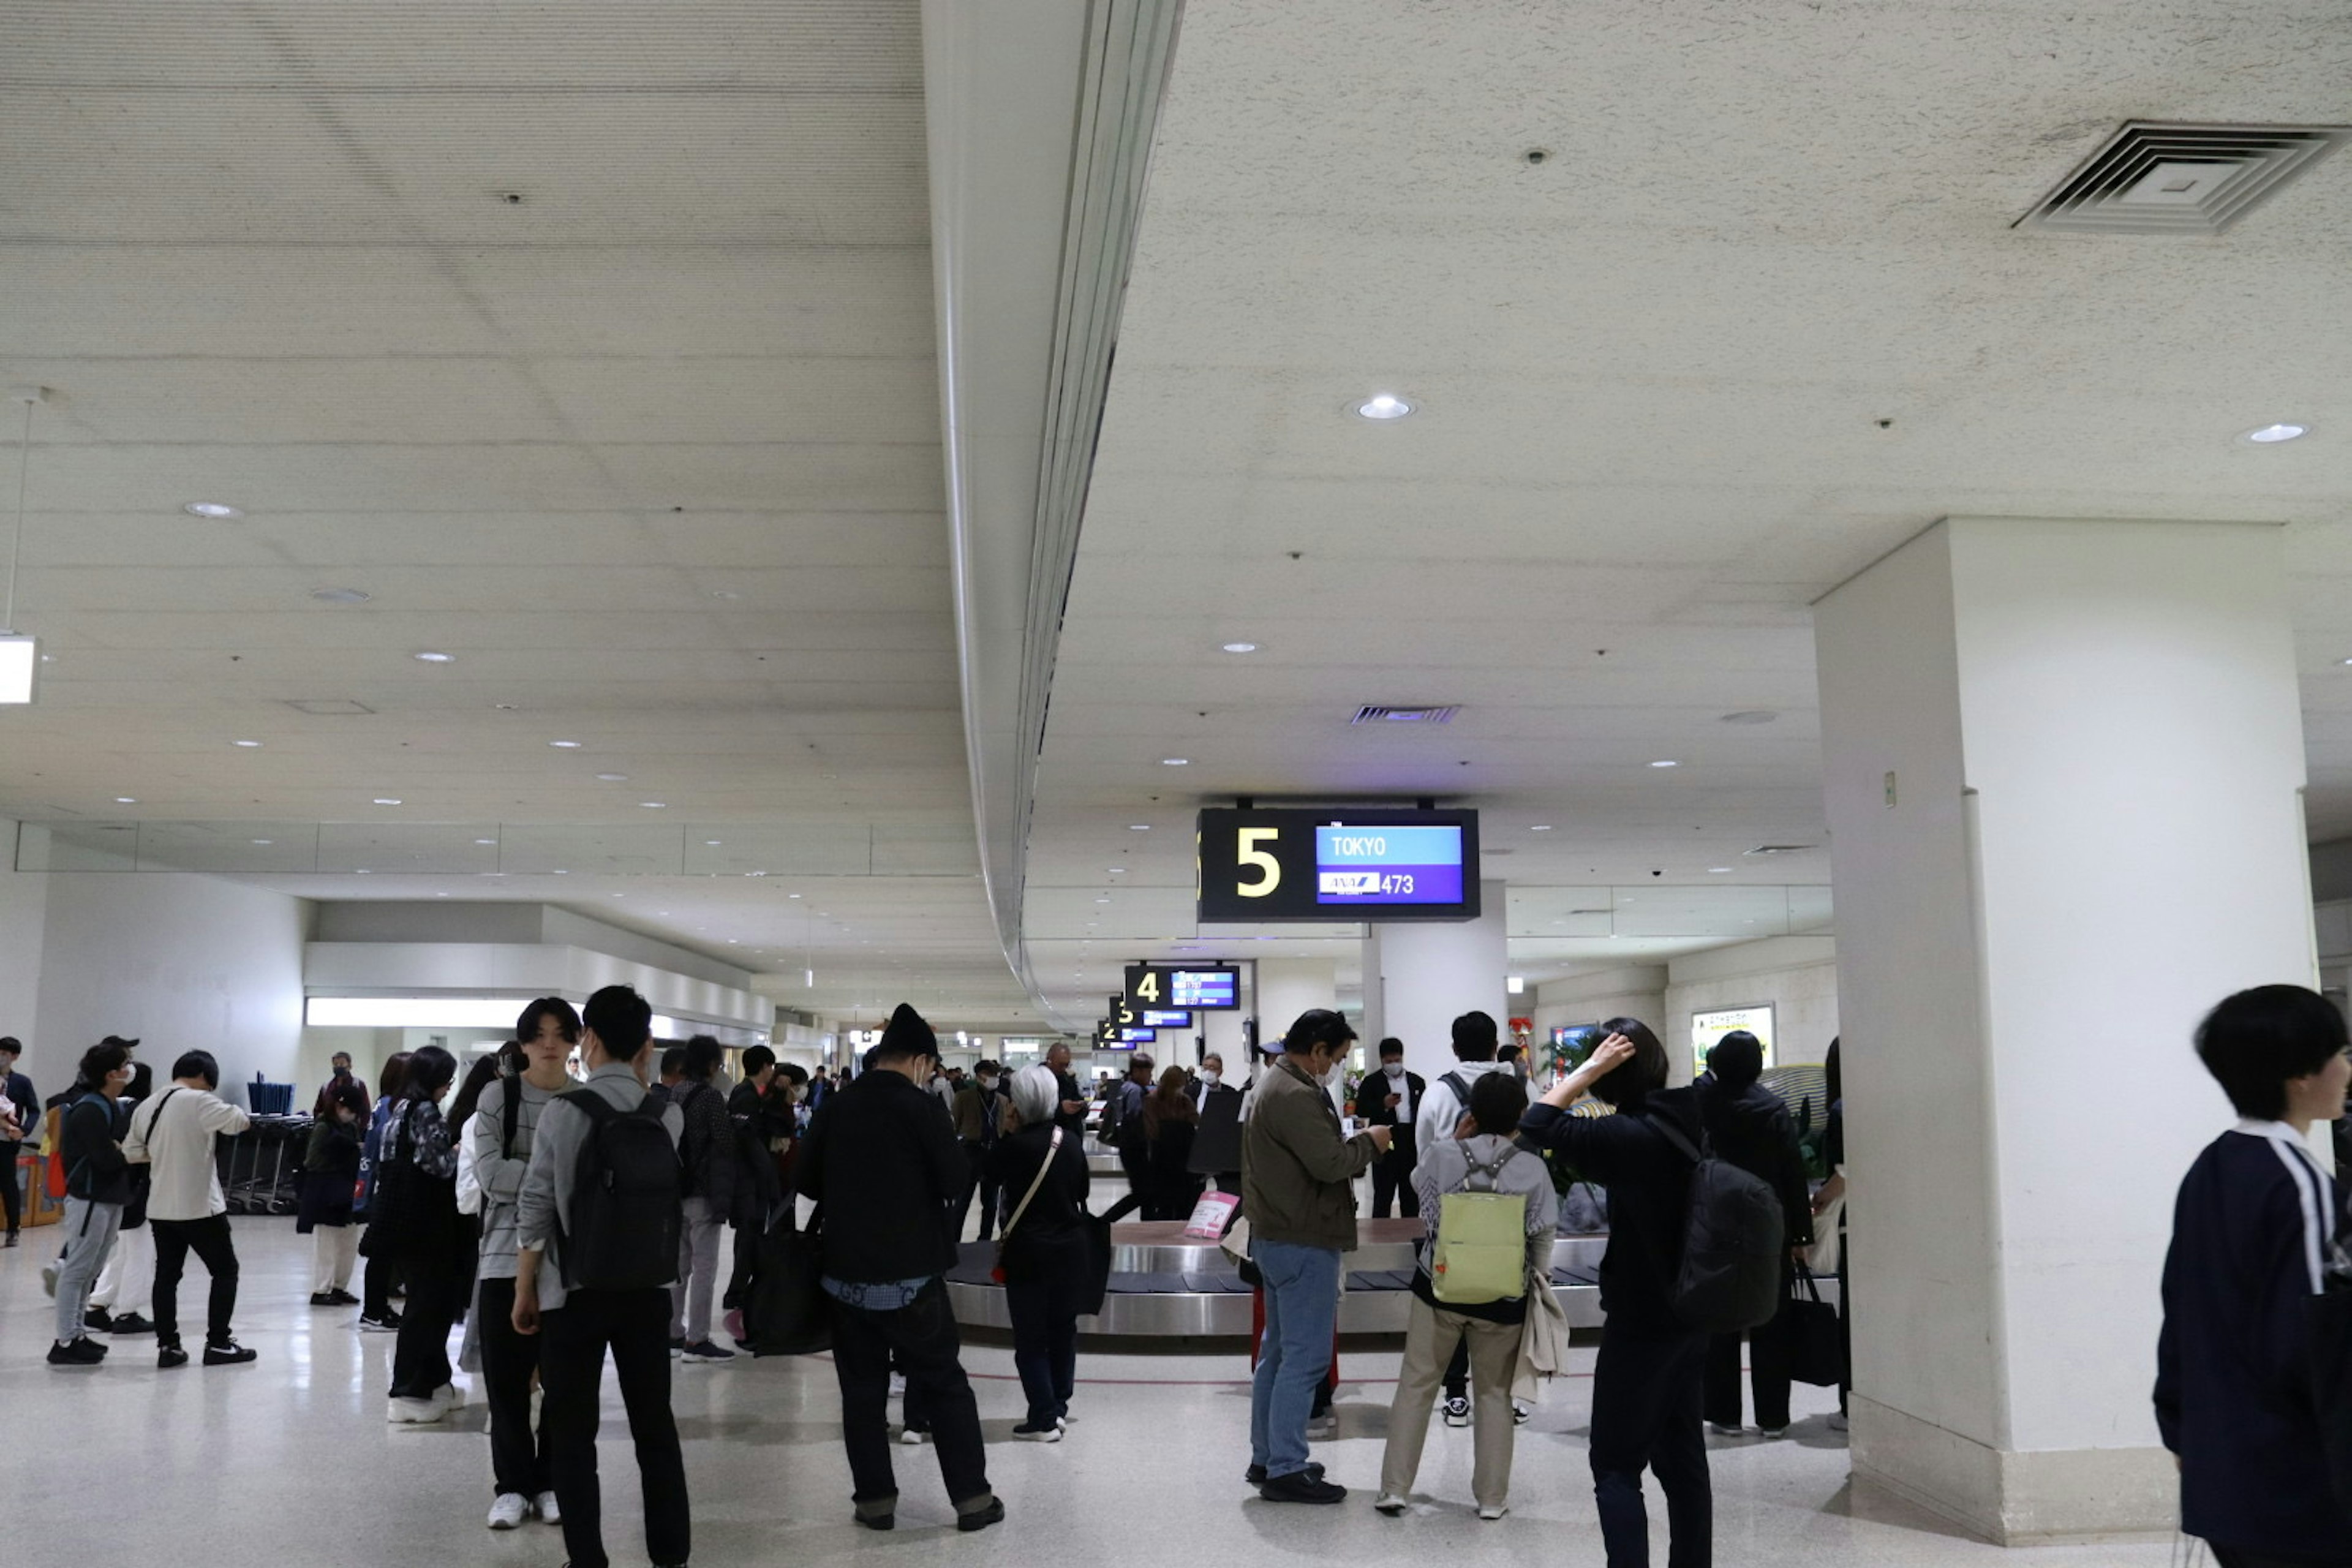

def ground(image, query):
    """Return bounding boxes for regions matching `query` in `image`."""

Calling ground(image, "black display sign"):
[1197,807,1481,922]
[1140,1009,1193,1029]
[1123,963,1240,1012]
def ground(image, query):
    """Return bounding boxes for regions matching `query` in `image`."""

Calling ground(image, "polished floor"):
[2,1219,2176,1567]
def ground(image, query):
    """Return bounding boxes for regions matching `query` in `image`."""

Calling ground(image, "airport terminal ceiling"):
[2,2,2351,1034]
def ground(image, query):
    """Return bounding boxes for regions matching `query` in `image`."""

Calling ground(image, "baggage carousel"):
[945,1218,1839,1339]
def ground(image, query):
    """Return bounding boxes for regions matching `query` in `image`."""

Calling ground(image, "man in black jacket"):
[797,1003,1001,1535]
[48,1039,135,1366]
[1520,1020,1711,1568]
[0,1036,37,1246]
[1694,1031,1813,1439]
[1360,1037,1425,1221]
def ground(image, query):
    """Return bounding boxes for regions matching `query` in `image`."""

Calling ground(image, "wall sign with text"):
[1196,807,1480,922]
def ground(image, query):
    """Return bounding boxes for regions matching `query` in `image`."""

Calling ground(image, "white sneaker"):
[1305,1414,1337,1441]
[1511,1401,1532,1427]
[1442,1396,1470,1428]
[435,1381,466,1409]
[386,1393,447,1425]
[1478,1503,1510,1522]
[533,1491,561,1526]
[486,1494,530,1531]
[1373,1494,1408,1517]
[899,1426,930,1446]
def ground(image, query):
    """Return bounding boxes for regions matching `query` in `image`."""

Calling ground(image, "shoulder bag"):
[989,1128,1062,1284]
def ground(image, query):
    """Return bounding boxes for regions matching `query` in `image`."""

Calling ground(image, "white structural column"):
[1363,880,1510,1087]
[1254,957,1340,1049]
[1814,518,2315,1544]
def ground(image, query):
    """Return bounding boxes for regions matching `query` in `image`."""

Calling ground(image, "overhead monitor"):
[1197,807,1480,922]
[1125,963,1240,1011]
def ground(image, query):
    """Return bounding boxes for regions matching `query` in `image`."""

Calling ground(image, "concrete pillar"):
[1364,879,1510,1088]
[1814,518,2315,1544]
[1256,957,1339,1047]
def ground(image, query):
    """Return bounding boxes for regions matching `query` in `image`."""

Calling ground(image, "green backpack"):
[1430,1145,1529,1305]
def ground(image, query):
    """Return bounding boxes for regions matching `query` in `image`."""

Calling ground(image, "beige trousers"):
[1379,1295,1521,1509]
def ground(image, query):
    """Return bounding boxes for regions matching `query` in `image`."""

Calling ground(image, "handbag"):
[990,1128,1063,1284]
[745,1206,831,1356]
[1787,1265,1845,1387]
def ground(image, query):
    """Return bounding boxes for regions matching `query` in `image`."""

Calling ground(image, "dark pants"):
[0,1140,21,1234]
[1143,1174,1200,1223]
[1591,1327,1711,1568]
[362,1251,396,1319]
[1444,1338,1471,1400]
[388,1249,459,1399]
[477,1276,552,1498]
[1703,1276,1796,1431]
[725,1215,760,1312]
[1005,1265,1083,1427]
[541,1286,690,1568]
[949,1144,998,1240]
[829,1278,992,1512]
[151,1214,239,1348]
[1099,1147,1150,1223]
[1371,1154,1420,1219]
[2212,1551,2352,1568]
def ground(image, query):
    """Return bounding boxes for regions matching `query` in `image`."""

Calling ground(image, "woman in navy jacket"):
[2155,984,2352,1568]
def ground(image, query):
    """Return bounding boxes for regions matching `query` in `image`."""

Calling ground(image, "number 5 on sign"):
[1237,827,1281,897]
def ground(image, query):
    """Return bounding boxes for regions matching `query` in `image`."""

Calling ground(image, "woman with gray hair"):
[987,1062,1093,1439]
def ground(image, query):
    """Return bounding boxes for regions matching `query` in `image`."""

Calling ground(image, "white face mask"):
[1199,1069,1219,1087]
[979,1076,997,1091]
[1319,1060,1344,1088]
[1384,1062,1404,1078]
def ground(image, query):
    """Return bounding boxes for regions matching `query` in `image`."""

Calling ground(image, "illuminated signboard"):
[1198,808,1480,922]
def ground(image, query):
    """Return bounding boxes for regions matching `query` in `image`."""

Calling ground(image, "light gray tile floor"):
[1,1218,2179,1566]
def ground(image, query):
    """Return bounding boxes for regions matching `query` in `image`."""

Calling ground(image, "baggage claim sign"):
[1196,808,1481,922]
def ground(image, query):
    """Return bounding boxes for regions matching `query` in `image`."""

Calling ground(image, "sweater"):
[1520,1086,1705,1333]
[2155,1122,2351,1556]
[469,1076,559,1281]
[794,1067,965,1284]
[515,1064,684,1312]
[1242,1057,1379,1252]
[124,1084,250,1222]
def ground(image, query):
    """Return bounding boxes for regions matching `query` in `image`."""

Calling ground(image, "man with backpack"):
[512,984,691,1568]
[668,1035,737,1363]
[1410,1012,1512,1428]
[797,1003,1003,1535]
[1520,1019,1782,1568]
[47,1039,134,1366]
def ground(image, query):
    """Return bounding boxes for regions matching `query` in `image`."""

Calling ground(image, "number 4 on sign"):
[1136,971,1159,1004]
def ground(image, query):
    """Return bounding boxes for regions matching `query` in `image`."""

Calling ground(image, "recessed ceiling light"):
[251,839,272,845]
[1530,824,1552,832]
[548,739,581,748]
[412,651,455,664]
[1161,757,1189,766]
[354,868,371,875]
[640,801,667,809]
[1129,823,1150,831]
[788,893,801,899]
[435,892,448,898]
[1708,867,1733,874]
[1649,760,1680,769]
[473,838,497,846]
[373,797,402,805]
[595,772,627,782]
[2241,422,2311,444]
[114,796,136,804]
[183,502,243,519]
[1107,867,1125,873]
[233,739,261,748]
[311,587,371,606]
[1351,393,1417,421]
[705,839,722,846]
[1222,642,1259,654]
[552,869,568,875]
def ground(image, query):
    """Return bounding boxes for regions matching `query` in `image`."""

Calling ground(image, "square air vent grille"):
[1352,704,1459,725]
[2018,122,2349,235]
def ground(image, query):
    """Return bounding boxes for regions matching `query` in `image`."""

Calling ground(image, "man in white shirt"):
[1412,1011,1512,1155]
[123,1049,255,1368]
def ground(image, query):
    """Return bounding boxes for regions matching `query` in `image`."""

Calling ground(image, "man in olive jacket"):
[1241,1009,1389,1504]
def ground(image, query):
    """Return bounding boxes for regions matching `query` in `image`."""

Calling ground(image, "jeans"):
[829,1278,992,1513]
[540,1286,690,1568]
[1005,1263,1084,1427]
[55,1198,123,1341]
[668,1195,723,1344]
[1591,1327,1711,1568]
[1250,1238,1343,1480]
[1382,1297,1521,1509]
[478,1276,552,1498]
[151,1214,240,1348]
[388,1248,459,1398]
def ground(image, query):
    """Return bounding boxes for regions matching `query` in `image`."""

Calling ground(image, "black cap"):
[875,1003,938,1063]
[99,1035,140,1050]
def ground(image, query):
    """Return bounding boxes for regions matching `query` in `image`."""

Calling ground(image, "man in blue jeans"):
[1241,1008,1389,1504]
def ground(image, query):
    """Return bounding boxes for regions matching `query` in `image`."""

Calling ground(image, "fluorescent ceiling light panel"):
[306,997,534,1028]
[0,636,36,704]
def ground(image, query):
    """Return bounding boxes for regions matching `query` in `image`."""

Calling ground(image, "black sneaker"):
[84,1306,113,1332]
[357,1312,402,1333]
[108,1312,154,1335]
[48,1338,106,1367]
[310,1292,341,1306]
[1259,1471,1348,1505]
[956,1497,1006,1534]
[1244,1461,1324,1486]
[680,1339,735,1363]
[203,1340,257,1366]
[326,1288,360,1306]
[157,1344,190,1370]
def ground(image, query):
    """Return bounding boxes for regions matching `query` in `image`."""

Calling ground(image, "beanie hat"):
[878,1003,937,1062]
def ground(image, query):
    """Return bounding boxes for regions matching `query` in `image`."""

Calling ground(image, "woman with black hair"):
[1140,1066,1201,1221]
[356,1050,413,1332]
[301,1082,369,1306]
[369,1044,466,1422]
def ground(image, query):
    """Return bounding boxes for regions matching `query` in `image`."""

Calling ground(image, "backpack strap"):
[1440,1071,1471,1105]
[1645,1114,1703,1165]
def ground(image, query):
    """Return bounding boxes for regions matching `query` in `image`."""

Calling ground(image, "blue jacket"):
[2155,1123,2351,1555]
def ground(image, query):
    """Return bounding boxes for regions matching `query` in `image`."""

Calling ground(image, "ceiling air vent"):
[1352,704,1460,725]
[284,698,376,715]
[2018,122,2349,236]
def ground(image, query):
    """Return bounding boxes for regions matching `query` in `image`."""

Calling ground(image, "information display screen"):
[1313,824,1465,906]
[1125,963,1240,1012]
[1141,1009,1193,1028]
[1198,807,1480,922]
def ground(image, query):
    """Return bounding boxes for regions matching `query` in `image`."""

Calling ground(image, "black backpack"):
[557,1089,684,1292]
[1646,1114,1785,1333]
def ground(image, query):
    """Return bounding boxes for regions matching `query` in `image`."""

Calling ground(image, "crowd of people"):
[6,980,2348,1568]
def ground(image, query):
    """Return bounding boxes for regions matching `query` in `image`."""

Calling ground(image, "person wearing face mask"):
[1360,1039,1426,1221]
[1241,1009,1390,1504]
[725,1046,794,1333]
[300,1082,370,1308]
[951,1061,1012,1242]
